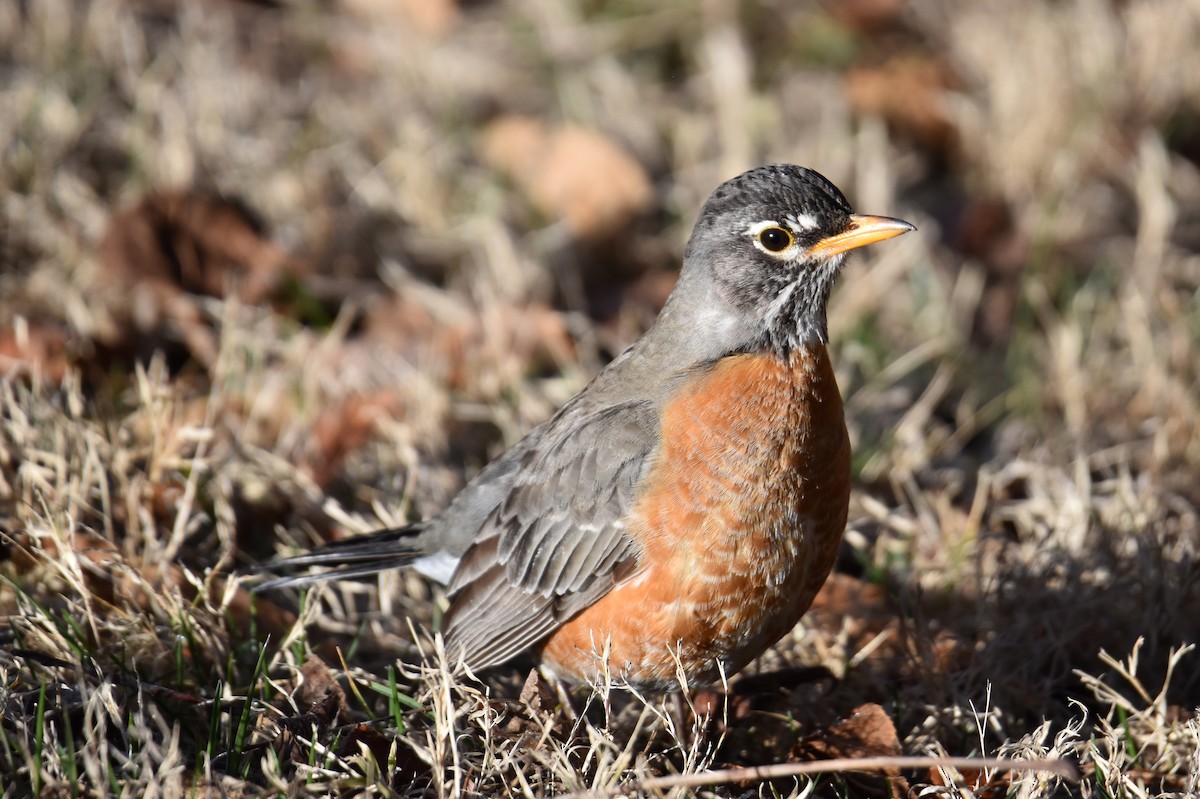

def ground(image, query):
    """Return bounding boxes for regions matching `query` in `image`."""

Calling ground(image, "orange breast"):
[539,346,851,687]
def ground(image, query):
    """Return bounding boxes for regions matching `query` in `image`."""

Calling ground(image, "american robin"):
[260,164,914,689]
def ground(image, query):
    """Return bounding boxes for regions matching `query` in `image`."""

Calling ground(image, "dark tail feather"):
[249,523,427,591]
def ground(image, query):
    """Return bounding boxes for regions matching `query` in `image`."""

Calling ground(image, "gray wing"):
[442,400,659,670]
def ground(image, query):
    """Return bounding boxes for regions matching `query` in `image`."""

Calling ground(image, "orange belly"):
[539,346,851,688]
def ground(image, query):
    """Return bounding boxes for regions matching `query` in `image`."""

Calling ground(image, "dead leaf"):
[691,688,742,721]
[294,655,347,729]
[399,0,459,36]
[273,656,363,771]
[339,723,432,786]
[3,531,121,606]
[222,577,298,640]
[96,190,305,367]
[122,562,297,642]
[807,573,901,657]
[801,702,901,760]
[359,290,575,391]
[929,629,974,674]
[446,302,575,389]
[339,722,393,765]
[951,196,1029,348]
[499,669,564,740]
[846,55,959,160]
[825,0,908,33]
[479,115,654,241]
[0,318,73,383]
[340,0,458,36]
[304,391,408,489]
[797,703,908,798]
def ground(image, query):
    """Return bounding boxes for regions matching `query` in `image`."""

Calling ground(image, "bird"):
[257,164,914,690]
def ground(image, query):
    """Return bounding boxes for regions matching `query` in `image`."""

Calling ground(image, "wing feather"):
[443,401,658,669]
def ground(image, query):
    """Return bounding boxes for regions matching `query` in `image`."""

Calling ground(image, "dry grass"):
[2,0,1200,796]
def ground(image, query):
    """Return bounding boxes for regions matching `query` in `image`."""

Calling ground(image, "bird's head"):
[676,164,914,352]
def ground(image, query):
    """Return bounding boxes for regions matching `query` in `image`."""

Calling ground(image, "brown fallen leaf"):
[296,294,575,492]
[950,195,1029,348]
[499,668,565,741]
[96,190,305,367]
[442,302,576,389]
[807,572,974,686]
[222,575,298,641]
[285,656,428,784]
[796,703,909,798]
[304,391,409,489]
[100,191,295,301]
[339,722,394,766]
[479,115,654,241]
[807,572,901,657]
[0,318,73,383]
[846,55,960,161]
[800,702,902,760]
[117,561,297,644]
[5,530,296,672]
[359,290,575,391]
[274,656,357,769]
[3,531,122,606]
[339,722,432,786]
[824,0,908,33]
[294,655,347,729]
[340,0,458,36]
[928,628,975,674]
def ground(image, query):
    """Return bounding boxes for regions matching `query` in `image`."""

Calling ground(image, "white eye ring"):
[746,220,799,258]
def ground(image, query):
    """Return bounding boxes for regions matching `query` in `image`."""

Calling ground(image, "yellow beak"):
[807,214,916,260]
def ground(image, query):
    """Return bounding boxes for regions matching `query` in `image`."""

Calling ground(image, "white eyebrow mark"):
[744,219,781,238]
[785,212,819,232]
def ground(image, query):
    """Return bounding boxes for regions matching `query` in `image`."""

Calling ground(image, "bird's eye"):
[758,226,793,253]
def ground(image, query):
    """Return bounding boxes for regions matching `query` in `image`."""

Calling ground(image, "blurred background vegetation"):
[1,0,1199,796]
